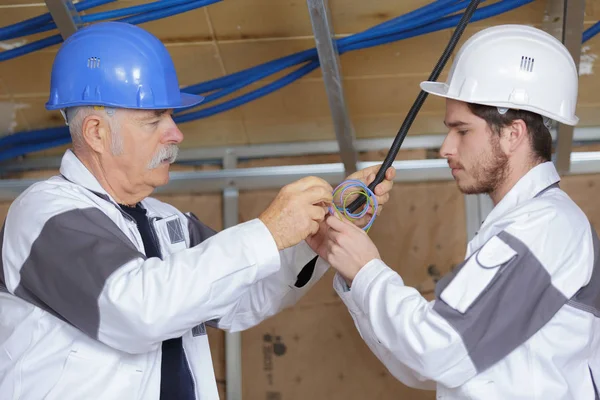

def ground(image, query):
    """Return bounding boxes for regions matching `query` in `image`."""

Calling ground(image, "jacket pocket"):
[440,235,517,314]
[45,349,143,400]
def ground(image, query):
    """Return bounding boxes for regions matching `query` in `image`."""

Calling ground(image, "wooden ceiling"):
[1,0,600,158]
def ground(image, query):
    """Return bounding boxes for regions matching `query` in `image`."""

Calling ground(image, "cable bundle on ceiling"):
[0,0,597,163]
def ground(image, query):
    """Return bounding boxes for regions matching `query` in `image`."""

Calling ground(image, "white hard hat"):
[420,24,579,126]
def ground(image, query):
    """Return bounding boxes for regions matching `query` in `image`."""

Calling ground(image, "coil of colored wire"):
[329,179,378,233]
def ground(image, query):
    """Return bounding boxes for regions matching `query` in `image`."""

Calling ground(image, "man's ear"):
[82,114,109,154]
[503,119,528,154]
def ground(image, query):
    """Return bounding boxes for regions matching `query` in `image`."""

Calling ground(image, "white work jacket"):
[0,149,328,399]
[335,161,600,399]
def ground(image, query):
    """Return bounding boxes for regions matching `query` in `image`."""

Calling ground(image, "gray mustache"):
[147,144,179,169]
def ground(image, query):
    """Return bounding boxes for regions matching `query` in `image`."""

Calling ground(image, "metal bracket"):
[45,0,83,40]
[307,0,359,175]
[222,150,242,400]
[543,0,586,174]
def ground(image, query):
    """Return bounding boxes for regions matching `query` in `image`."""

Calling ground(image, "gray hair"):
[64,106,123,155]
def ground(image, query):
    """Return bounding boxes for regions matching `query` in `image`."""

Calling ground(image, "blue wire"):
[583,21,600,43]
[329,180,379,232]
[0,0,117,41]
[181,0,460,95]
[116,0,222,25]
[4,0,196,39]
[182,0,495,110]
[179,0,534,121]
[341,0,535,53]
[2,0,598,160]
[175,60,320,122]
[0,135,72,163]
[86,0,195,23]
[0,0,533,150]
[0,0,222,63]
[177,0,466,108]
[0,34,63,63]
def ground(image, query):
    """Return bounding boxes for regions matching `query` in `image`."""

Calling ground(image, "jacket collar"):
[481,161,560,230]
[59,149,160,217]
[59,149,115,203]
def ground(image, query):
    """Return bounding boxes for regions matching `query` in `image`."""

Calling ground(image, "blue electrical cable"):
[0,0,116,41]
[0,135,71,163]
[181,0,503,112]
[176,0,469,111]
[116,0,221,25]
[0,0,533,152]
[177,0,533,121]
[329,180,379,232]
[0,0,222,63]
[341,0,534,53]
[175,60,321,122]
[0,34,63,63]
[2,0,599,161]
[5,0,197,39]
[181,0,461,95]
[583,21,600,43]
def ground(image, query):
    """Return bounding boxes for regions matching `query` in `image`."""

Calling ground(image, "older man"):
[316,24,600,399]
[0,22,395,399]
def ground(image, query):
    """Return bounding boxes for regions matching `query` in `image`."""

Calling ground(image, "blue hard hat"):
[45,21,204,110]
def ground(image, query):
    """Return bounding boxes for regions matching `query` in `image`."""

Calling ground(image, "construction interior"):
[1,0,600,399]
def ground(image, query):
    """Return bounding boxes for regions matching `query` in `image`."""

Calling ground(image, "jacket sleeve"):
[333,203,595,388]
[185,212,329,332]
[1,192,282,354]
[215,243,329,332]
[333,274,436,390]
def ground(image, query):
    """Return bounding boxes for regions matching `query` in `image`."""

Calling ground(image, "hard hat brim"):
[419,81,579,126]
[45,92,205,111]
[420,81,450,99]
[180,92,205,109]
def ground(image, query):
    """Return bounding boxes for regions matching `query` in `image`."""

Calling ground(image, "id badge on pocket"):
[152,215,188,254]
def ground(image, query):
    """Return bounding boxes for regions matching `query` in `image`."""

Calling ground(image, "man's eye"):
[458,130,468,135]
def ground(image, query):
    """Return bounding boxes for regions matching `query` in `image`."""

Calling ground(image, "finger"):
[325,226,343,244]
[293,176,333,192]
[374,179,393,196]
[303,186,333,204]
[386,166,396,180]
[326,213,354,232]
[346,164,380,181]
[374,192,390,206]
[308,204,328,221]
[309,220,320,236]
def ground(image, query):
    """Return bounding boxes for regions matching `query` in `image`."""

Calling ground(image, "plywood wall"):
[1,0,600,159]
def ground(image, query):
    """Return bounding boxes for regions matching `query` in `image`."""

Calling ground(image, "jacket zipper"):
[184,350,198,400]
[149,216,197,399]
[122,209,197,398]
[119,211,143,250]
[148,217,163,259]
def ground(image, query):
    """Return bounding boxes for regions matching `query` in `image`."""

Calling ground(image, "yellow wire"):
[331,186,375,233]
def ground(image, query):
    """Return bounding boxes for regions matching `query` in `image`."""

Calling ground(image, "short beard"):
[458,134,510,195]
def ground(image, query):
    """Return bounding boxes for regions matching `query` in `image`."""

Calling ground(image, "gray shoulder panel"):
[568,222,600,317]
[185,212,217,247]
[433,230,567,373]
[14,207,145,339]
